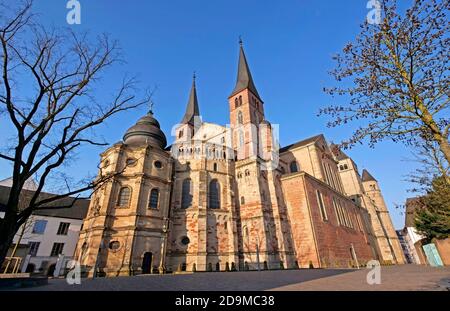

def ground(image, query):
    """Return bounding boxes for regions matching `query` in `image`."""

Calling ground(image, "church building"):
[75,42,404,276]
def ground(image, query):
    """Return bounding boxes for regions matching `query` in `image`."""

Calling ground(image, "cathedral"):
[75,42,405,277]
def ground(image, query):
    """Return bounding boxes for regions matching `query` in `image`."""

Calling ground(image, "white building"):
[0,177,89,276]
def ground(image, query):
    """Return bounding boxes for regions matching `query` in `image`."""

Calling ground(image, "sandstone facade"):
[75,44,403,276]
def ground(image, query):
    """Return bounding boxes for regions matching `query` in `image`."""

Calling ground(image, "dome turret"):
[123,111,167,148]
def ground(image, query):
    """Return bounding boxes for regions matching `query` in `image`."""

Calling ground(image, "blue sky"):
[0,0,418,228]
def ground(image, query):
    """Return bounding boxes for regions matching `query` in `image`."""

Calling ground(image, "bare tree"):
[320,0,450,165]
[0,1,149,266]
[404,140,450,193]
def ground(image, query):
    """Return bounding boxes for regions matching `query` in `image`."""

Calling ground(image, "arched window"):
[239,95,243,106]
[289,161,299,173]
[209,179,220,209]
[245,169,250,176]
[181,179,193,209]
[149,188,159,209]
[234,97,239,108]
[237,111,243,125]
[238,130,244,147]
[117,187,131,207]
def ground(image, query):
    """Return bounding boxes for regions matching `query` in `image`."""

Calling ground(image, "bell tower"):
[228,40,265,159]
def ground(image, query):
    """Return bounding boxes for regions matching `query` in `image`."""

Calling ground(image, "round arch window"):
[109,241,121,251]
[154,161,163,169]
[180,236,190,246]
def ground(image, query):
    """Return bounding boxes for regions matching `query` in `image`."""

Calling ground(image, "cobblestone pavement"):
[4,265,450,291]
[270,265,450,291]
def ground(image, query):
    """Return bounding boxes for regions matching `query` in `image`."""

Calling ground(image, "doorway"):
[141,252,153,274]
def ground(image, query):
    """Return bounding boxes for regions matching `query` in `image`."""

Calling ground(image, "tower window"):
[209,179,220,209]
[235,97,239,108]
[239,95,243,106]
[179,130,184,138]
[240,196,245,205]
[117,187,131,207]
[238,130,244,147]
[154,161,163,169]
[289,161,299,173]
[181,178,193,209]
[149,188,159,209]
[237,111,243,125]
[213,163,218,172]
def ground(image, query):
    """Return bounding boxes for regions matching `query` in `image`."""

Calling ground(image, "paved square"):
[3,265,450,291]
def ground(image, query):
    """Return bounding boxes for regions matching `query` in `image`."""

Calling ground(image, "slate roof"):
[0,185,89,220]
[279,134,325,153]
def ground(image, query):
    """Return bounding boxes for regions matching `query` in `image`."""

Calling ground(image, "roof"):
[0,185,89,220]
[229,44,261,100]
[361,169,377,182]
[180,76,200,125]
[280,134,325,153]
[329,143,350,161]
[0,177,38,191]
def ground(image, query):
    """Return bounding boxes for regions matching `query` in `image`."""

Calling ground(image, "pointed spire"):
[180,73,200,125]
[361,169,377,182]
[230,39,261,100]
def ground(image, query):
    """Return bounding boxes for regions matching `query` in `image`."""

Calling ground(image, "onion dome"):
[123,110,167,149]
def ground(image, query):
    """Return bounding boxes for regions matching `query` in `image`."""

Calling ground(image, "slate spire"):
[230,39,261,100]
[180,73,200,125]
[361,169,377,182]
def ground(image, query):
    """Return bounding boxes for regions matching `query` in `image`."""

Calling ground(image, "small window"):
[57,222,70,235]
[221,137,225,144]
[103,159,110,168]
[237,111,243,125]
[179,130,184,138]
[180,236,190,246]
[149,188,159,209]
[245,169,250,176]
[28,242,40,256]
[213,163,218,172]
[339,165,344,171]
[50,243,65,257]
[117,187,131,207]
[109,241,120,250]
[239,95,243,106]
[32,220,47,234]
[234,98,239,108]
[343,164,348,170]
[289,161,299,173]
[316,190,328,221]
[154,161,163,169]
[238,131,244,147]
[126,158,137,166]
[240,196,245,205]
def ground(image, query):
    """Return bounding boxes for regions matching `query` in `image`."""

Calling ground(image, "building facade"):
[0,179,89,275]
[76,43,403,276]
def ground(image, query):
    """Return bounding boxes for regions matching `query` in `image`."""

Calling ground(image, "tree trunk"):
[437,136,450,168]
[0,214,19,269]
